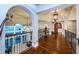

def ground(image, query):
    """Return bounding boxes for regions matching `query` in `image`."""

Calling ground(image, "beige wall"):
[63,5,76,34]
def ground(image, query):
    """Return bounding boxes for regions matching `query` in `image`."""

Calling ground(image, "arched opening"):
[54,22,62,34]
[0,5,38,54]
[4,6,33,54]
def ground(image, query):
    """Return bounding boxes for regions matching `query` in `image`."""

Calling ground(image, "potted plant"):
[27,40,32,47]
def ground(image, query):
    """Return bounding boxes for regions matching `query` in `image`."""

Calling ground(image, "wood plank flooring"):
[21,33,73,54]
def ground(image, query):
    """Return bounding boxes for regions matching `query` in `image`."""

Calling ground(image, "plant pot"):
[26,41,32,47]
[27,43,32,47]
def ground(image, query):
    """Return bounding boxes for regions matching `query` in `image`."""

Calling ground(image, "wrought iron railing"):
[65,30,76,53]
[5,31,32,54]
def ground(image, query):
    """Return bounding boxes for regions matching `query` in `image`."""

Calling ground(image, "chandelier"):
[53,10,58,22]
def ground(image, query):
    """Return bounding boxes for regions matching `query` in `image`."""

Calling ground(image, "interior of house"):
[0,4,77,54]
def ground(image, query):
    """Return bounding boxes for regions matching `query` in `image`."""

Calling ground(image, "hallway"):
[21,33,72,54]
[0,4,76,54]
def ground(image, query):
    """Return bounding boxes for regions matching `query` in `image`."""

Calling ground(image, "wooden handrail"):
[65,30,76,36]
[6,31,32,37]
[0,24,4,36]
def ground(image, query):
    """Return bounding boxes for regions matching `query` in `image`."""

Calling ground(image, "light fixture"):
[6,13,13,21]
[9,13,13,21]
[53,10,58,22]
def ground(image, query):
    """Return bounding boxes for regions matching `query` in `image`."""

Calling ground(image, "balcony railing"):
[5,31,32,54]
[65,30,76,53]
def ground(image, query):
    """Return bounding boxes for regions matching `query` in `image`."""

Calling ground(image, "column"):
[76,5,79,54]
[76,5,79,39]
[31,13,38,48]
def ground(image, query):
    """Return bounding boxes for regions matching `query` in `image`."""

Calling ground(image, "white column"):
[0,24,5,54]
[76,5,79,39]
[76,5,79,54]
[31,13,38,48]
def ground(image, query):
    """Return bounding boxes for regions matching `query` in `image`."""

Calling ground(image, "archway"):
[0,5,38,54]
[5,7,33,54]
[54,22,62,34]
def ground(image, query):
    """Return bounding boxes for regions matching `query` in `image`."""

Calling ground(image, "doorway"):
[54,22,62,34]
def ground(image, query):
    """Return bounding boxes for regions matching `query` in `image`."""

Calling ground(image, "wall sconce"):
[6,13,13,21]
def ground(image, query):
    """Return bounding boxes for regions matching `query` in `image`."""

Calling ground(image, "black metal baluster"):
[14,37,16,54]
[19,36,20,53]
[71,33,72,49]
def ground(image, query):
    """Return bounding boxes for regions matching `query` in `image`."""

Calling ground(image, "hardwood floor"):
[21,33,73,54]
